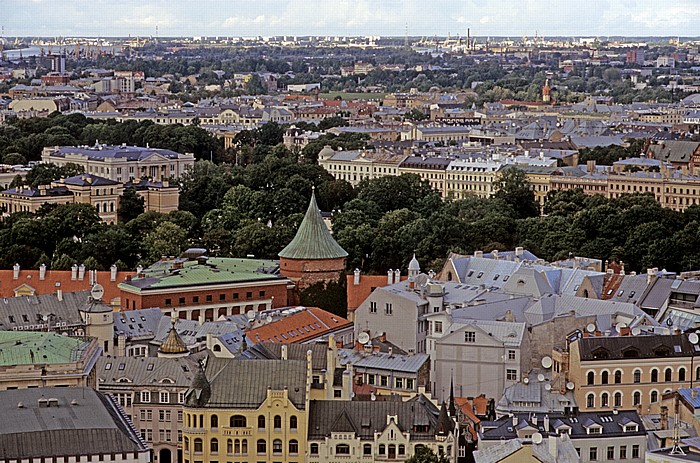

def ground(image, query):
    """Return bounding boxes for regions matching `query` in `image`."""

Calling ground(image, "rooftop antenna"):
[669,394,685,455]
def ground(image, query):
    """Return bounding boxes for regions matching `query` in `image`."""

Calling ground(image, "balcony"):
[182,427,206,435]
[221,426,254,437]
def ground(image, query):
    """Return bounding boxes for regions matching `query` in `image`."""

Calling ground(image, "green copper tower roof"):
[279,191,348,260]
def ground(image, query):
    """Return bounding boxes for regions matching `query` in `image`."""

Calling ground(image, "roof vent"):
[17,402,23,408]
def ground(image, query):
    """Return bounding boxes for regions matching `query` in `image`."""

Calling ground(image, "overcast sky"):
[3,0,700,38]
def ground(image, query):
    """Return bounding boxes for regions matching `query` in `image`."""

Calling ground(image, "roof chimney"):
[281,344,288,360]
[12,263,20,280]
[110,264,118,282]
[39,264,46,281]
[354,268,361,286]
[78,264,85,281]
[387,269,394,285]
[71,264,78,281]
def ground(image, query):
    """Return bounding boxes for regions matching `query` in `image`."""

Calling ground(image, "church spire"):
[449,376,456,418]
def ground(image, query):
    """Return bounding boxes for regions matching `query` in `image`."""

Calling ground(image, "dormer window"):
[624,424,639,432]
[587,426,602,435]
[591,348,610,360]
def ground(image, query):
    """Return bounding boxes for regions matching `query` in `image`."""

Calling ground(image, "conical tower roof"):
[159,321,188,355]
[279,190,348,260]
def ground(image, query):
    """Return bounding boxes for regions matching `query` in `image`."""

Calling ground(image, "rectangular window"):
[406,378,414,390]
[507,369,517,381]
[619,446,627,459]
[259,291,265,298]
[590,447,598,461]
[465,332,476,343]
[220,294,226,301]
[178,393,185,404]
[434,321,442,333]
[369,301,377,313]
[192,296,199,303]
[233,293,239,300]
[368,374,375,385]
[607,446,614,460]
[160,392,169,404]
[179,297,185,305]
[165,298,171,306]
[140,391,151,403]
[632,445,639,459]
[396,378,404,388]
[380,376,388,386]
[246,292,253,299]
[508,350,516,360]
[206,295,213,302]
[385,303,393,315]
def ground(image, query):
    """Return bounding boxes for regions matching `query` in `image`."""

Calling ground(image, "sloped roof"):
[97,356,195,387]
[191,357,307,409]
[0,331,95,366]
[278,191,348,260]
[159,323,188,354]
[247,307,351,344]
[0,387,147,459]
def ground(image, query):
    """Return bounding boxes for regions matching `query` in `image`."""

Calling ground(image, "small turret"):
[408,253,420,279]
[186,360,211,407]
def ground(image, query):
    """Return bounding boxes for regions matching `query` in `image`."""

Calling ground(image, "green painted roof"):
[0,331,94,365]
[278,191,348,260]
[119,257,283,292]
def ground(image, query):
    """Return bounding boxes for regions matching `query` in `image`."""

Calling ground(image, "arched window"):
[614,392,622,407]
[601,392,609,408]
[230,415,246,427]
[680,367,687,382]
[586,393,595,408]
[601,371,608,384]
[290,415,298,430]
[651,390,658,403]
[210,414,218,429]
[633,391,641,406]
[241,439,248,455]
[363,444,372,456]
[587,371,595,385]
[634,369,641,383]
[210,438,218,454]
[213,344,221,352]
[336,444,350,455]
[273,415,282,430]
[379,444,386,455]
[289,440,298,455]
[614,370,622,384]
[184,437,189,451]
[257,439,266,455]
[258,415,266,430]
[696,366,700,381]
[389,444,396,457]
[399,444,406,455]
[232,439,239,455]
[651,368,658,383]
[227,439,233,455]
[194,438,203,453]
[272,439,282,454]
[310,443,319,455]
[665,368,673,382]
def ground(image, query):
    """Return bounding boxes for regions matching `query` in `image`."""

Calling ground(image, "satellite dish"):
[532,432,543,444]
[246,310,256,320]
[537,373,545,382]
[667,318,674,327]
[370,393,376,401]
[358,332,370,344]
[414,274,429,287]
[90,284,104,301]
[586,323,596,333]
[566,381,575,390]
[541,356,553,369]
[523,377,529,384]
[631,327,641,336]
[690,333,699,345]
[266,315,273,324]
[544,384,552,391]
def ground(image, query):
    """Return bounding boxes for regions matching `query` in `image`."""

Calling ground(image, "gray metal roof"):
[308,396,447,441]
[0,290,101,331]
[0,387,147,459]
[192,357,308,409]
[46,144,186,161]
[337,348,429,373]
[97,355,196,387]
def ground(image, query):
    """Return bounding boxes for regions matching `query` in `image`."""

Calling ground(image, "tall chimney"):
[387,269,394,285]
[543,415,550,432]
[39,264,46,281]
[512,414,518,427]
[660,406,668,430]
[110,264,118,282]
[354,268,361,286]
[57,289,63,301]
[281,344,288,360]
[12,263,20,280]
[71,264,78,281]
[78,264,86,281]
[394,269,401,283]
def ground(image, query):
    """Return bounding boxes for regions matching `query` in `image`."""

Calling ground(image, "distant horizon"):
[3,35,700,40]
[4,0,700,38]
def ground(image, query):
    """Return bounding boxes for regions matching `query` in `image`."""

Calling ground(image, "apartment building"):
[182,358,309,463]
[317,146,407,187]
[445,158,501,199]
[566,334,696,413]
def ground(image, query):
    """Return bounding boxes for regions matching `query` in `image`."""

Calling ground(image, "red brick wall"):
[121,281,289,311]
[279,257,345,279]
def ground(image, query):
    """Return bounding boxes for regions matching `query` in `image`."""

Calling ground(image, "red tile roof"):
[0,269,133,304]
[247,307,351,344]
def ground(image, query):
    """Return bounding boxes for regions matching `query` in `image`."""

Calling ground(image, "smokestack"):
[39,264,46,281]
[110,264,118,282]
[281,344,288,360]
[354,268,361,286]
[78,264,86,281]
[394,269,401,283]
[387,269,394,285]
[13,263,20,280]
[57,289,63,302]
[71,264,78,281]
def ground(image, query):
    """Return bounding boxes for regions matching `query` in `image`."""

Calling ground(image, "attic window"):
[477,272,483,278]
[105,363,112,370]
[617,290,624,296]
[629,291,636,297]
[503,276,510,281]
[147,364,154,371]
[467,271,474,277]
[574,285,579,291]
[592,348,610,360]
[654,347,671,357]
[607,289,614,296]
[118,363,126,370]
[494,274,500,281]
[623,348,640,358]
